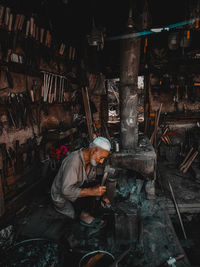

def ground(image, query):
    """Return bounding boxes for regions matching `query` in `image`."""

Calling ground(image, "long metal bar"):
[179,147,194,169]
[168,180,187,239]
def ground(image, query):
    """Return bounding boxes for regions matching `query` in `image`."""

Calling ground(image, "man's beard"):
[90,159,97,167]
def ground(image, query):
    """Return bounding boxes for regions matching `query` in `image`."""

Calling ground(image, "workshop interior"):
[1,0,200,266]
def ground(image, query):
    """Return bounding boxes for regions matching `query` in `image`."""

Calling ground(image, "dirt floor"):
[0,166,192,266]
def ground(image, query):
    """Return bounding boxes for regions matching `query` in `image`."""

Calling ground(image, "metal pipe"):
[168,180,187,239]
[120,12,141,150]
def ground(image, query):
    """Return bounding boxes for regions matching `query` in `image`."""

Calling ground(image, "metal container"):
[79,250,115,267]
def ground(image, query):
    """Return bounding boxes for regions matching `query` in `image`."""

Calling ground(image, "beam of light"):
[105,18,196,41]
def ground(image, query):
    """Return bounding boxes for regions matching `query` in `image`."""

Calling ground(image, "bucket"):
[79,250,115,267]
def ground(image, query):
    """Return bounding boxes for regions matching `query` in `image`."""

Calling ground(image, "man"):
[51,137,111,227]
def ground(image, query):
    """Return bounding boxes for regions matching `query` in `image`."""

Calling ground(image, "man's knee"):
[53,200,75,219]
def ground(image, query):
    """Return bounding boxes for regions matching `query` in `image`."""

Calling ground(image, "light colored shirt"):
[51,149,95,210]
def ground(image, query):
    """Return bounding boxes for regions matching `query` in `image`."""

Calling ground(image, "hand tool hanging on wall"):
[4,7,10,27]
[0,6,4,60]
[24,19,31,65]
[0,7,9,61]
[6,93,18,128]
[54,75,57,102]
[41,71,68,103]
[68,46,76,61]
[12,13,21,51]
[48,73,54,103]
[0,5,4,26]
[6,67,13,88]
[0,67,13,91]
[59,43,65,56]
[59,76,62,103]
[61,77,65,103]
[7,12,13,52]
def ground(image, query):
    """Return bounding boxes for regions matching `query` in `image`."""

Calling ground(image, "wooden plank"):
[81,87,94,141]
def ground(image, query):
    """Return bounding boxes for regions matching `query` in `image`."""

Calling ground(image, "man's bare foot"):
[80,211,104,226]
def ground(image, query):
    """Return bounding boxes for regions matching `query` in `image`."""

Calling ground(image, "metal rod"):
[179,147,194,169]
[182,151,199,174]
[54,75,57,102]
[168,180,187,239]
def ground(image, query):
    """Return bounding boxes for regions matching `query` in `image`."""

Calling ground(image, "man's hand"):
[101,195,111,208]
[92,185,106,196]
[79,185,106,198]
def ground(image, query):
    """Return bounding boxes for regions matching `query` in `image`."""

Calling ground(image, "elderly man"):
[51,137,111,228]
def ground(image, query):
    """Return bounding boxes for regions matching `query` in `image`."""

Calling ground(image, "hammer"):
[96,165,115,201]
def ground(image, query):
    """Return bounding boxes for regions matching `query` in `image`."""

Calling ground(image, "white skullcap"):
[92,137,111,152]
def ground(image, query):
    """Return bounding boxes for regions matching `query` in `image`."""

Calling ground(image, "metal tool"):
[54,75,57,102]
[179,147,193,169]
[101,165,115,186]
[168,180,187,239]
[48,75,54,103]
[165,254,184,266]
[96,165,115,201]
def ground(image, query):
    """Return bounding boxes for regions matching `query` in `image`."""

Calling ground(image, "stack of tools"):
[41,71,69,103]
[0,4,78,66]
[159,130,177,145]
[3,92,37,130]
